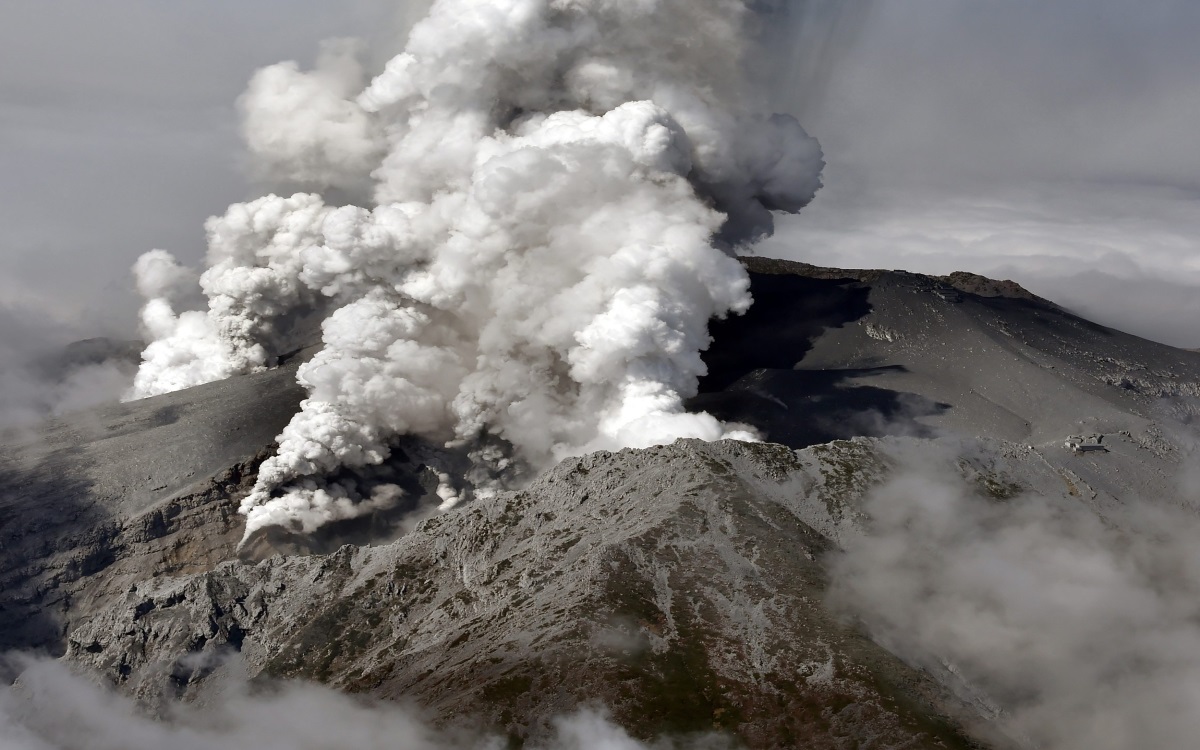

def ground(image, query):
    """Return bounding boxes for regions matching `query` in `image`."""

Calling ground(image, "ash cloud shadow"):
[696,268,948,448]
[692,365,949,449]
[700,268,873,392]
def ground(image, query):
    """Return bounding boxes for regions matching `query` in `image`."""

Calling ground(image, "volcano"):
[3,258,1198,748]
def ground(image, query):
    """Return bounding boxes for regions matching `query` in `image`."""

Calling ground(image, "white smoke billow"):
[240,38,385,195]
[128,0,825,539]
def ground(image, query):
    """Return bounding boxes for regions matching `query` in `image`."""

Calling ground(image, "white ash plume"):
[240,38,385,196]
[129,0,826,539]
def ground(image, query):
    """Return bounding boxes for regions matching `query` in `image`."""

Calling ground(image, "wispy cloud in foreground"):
[831,443,1200,749]
[0,656,726,750]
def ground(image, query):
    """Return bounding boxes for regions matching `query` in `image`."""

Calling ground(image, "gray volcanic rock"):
[60,439,993,748]
[0,358,306,655]
[4,260,1199,748]
[696,256,1200,458]
[36,430,1184,748]
[0,350,455,658]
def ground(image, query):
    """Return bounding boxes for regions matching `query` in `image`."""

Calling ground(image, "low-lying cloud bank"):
[763,185,1200,348]
[831,444,1200,750]
[0,656,726,750]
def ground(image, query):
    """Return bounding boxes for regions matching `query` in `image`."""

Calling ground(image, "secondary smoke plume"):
[0,656,726,750]
[128,0,825,539]
[831,446,1200,750]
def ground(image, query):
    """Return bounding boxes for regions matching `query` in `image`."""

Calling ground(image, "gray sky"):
[1,0,1197,349]
[0,1,399,335]
[765,0,1200,347]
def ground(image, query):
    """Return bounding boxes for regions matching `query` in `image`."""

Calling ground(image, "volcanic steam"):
[129,0,826,539]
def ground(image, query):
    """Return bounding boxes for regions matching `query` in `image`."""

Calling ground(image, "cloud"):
[0,656,723,750]
[240,38,385,195]
[829,443,1200,749]
[0,306,137,429]
[761,183,1200,348]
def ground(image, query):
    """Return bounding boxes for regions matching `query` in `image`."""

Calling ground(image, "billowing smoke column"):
[130,0,825,539]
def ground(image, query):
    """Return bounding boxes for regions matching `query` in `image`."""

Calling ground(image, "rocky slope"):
[57,439,995,748]
[698,257,1199,463]
[3,259,1198,748]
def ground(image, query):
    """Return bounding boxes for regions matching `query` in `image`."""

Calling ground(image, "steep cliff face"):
[4,261,1199,748]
